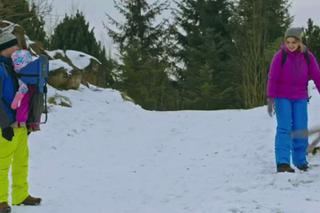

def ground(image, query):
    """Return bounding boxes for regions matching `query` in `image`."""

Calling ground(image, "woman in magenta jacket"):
[267,27,320,173]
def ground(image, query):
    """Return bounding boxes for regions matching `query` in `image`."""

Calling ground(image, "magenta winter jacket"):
[267,46,320,99]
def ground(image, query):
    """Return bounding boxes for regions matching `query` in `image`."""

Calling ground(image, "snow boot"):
[0,202,11,213]
[16,195,41,206]
[311,147,320,155]
[277,164,295,173]
[297,164,309,172]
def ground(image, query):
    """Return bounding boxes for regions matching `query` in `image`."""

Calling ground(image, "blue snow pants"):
[274,98,308,167]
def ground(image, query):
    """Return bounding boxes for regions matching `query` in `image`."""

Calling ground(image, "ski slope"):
[11,84,320,213]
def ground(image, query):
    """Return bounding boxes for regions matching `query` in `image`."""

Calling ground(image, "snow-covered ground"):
[11,84,320,213]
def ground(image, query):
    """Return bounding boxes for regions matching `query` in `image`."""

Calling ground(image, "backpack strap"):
[281,48,287,67]
[303,48,311,66]
[15,73,39,77]
[40,55,48,124]
[281,47,311,67]
[41,84,48,124]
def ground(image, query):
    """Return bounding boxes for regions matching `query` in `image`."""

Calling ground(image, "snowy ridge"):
[48,59,73,74]
[45,50,65,59]
[66,50,101,69]
[46,49,100,73]
[12,85,320,213]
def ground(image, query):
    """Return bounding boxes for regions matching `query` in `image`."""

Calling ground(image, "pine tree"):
[105,0,176,110]
[172,0,238,109]
[0,0,29,23]
[23,3,47,45]
[305,19,320,61]
[106,0,168,57]
[50,11,98,54]
[0,0,48,45]
[50,10,115,87]
[232,0,292,108]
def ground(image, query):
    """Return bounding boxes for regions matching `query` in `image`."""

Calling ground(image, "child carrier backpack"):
[15,54,49,127]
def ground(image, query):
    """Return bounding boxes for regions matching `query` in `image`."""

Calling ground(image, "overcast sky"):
[46,0,320,52]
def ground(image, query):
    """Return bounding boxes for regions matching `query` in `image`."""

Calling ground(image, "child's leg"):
[11,92,25,110]
[274,98,293,165]
[15,92,31,123]
[11,83,28,110]
[292,99,308,167]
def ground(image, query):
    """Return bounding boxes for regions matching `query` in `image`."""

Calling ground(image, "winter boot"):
[277,164,295,173]
[0,202,11,213]
[297,164,309,172]
[312,147,320,155]
[16,195,41,206]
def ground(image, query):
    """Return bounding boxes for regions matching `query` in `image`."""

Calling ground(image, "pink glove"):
[11,92,25,109]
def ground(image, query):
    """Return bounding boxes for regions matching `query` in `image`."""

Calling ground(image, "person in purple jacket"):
[267,27,320,173]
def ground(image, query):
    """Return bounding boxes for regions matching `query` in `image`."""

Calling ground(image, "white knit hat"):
[0,28,18,51]
[285,27,304,41]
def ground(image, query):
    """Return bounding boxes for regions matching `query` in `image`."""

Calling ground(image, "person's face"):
[285,37,300,52]
[0,45,19,57]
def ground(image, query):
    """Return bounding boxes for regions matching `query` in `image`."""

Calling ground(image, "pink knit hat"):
[11,49,32,71]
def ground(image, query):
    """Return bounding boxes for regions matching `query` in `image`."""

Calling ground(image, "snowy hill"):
[12,84,320,213]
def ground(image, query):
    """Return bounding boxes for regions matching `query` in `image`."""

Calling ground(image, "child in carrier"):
[11,49,40,131]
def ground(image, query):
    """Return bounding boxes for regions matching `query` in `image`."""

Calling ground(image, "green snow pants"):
[0,127,29,204]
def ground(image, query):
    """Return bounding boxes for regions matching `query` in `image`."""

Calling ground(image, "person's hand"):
[267,98,274,117]
[1,126,14,141]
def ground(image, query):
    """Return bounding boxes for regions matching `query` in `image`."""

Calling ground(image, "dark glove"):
[2,127,14,141]
[267,98,274,117]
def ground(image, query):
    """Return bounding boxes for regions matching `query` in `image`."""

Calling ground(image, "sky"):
[45,0,320,53]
